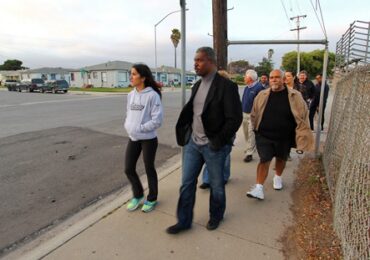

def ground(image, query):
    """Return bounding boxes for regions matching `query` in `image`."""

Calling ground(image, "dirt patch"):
[281,156,343,259]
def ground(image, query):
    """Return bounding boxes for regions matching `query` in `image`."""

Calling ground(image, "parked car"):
[187,78,195,85]
[29,78,46,92]
[5,80,20,91]
[42,80,69,93]
[14,78,45,92]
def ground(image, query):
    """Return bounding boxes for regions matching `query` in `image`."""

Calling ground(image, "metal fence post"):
[315,44,329,156]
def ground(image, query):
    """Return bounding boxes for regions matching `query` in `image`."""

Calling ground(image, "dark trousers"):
[309,104,326,130]
[124,138,158,202]
[177,138,231,228]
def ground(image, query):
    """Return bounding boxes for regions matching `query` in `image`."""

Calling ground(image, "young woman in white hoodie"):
[124,64,163,213]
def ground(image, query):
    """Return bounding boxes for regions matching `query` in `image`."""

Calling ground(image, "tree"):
[255,57,274,76]
[228,60,254,74]
[170,28,181,68]
[281,49,336,77]
[0,59,27,70]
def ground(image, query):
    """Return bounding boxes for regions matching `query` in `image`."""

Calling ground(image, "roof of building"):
[20,67,74,74]
[81,60,134,71]
[153,65,195,75]
[0,70,22,76]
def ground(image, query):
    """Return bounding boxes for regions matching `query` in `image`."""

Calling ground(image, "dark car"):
[14,78,45,92]
[42,80,69,93]
[30,78,45,92]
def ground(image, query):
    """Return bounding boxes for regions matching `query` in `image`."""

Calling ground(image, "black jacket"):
[310,81,329,108]
[294,79,315,103]
[175,73,243,150]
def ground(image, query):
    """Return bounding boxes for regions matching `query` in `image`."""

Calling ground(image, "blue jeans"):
[176,138,231,228]
[202,153,231,184]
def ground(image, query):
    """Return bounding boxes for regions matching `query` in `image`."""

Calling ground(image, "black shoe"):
[199,183,210,189]
[206,219,221,231]
[224,180,228,185]
[166,223,189,234]
[243,155,253,163]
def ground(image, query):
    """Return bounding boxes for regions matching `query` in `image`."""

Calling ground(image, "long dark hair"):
[132,63,162,98]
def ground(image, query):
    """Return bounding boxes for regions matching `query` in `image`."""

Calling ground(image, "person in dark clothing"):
[294,70,315,107]
[309,74,330,130]
[166,47,242,234]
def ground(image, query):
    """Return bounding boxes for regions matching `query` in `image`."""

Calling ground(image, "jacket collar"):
[262,86,297,96]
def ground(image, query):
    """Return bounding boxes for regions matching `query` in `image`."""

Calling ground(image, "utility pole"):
[290,15,307,75]
[212,0,228,70]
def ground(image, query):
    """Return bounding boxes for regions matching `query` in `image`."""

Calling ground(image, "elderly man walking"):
[166,47,242,234]
[241,70,264,162]
[247,69,313,200]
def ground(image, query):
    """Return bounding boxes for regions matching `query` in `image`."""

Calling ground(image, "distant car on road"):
[13,78,45,92]
[4,80,20,91]
[42,80,69,93]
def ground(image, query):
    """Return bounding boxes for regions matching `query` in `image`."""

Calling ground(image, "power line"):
[317,0,328,37]
[309,0,327,38]
[280,0,292,27]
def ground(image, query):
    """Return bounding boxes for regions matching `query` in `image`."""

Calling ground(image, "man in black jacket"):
[309,73,329,130]
[294,70,315,107]
[166,47,242,234]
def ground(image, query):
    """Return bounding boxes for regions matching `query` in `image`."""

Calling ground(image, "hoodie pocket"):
[124,121,141,136]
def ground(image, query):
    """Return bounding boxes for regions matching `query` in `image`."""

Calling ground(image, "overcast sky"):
[0,0,368,70]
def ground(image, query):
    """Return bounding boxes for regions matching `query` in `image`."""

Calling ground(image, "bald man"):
[247,69,313,200]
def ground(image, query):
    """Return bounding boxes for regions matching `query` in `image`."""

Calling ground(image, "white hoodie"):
[124,87,163,141]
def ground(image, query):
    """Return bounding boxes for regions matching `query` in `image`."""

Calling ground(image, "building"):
[19,67,73,83]
[70,61,133,88]
[0,70,21,84]
[153,65,197,86]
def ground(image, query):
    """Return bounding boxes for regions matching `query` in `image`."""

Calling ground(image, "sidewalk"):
[7,128,299,260]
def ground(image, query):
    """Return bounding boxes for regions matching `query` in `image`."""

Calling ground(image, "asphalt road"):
[0,89,187,255]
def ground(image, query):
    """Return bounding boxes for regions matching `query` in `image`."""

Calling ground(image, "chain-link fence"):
[322,65,370,259]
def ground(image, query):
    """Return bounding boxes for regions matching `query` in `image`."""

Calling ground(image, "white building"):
[70,61,133,88]
[153,65,197,86]
[20,67,72,83]
[0,70,21,85]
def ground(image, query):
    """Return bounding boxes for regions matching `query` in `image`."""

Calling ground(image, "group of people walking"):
[121,46,328,234]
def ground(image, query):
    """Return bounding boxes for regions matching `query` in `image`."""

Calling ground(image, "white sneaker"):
[273,175,283,190]
[246,185,264,200]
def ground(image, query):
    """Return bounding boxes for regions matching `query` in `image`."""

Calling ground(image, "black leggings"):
[124,138,158,202]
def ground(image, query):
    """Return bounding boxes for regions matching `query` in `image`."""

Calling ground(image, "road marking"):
[0,96,121,109]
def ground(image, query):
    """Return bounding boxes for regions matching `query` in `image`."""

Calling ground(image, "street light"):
[154,9,188,81]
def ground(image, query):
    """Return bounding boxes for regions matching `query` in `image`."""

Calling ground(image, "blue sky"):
[0,0,368,70]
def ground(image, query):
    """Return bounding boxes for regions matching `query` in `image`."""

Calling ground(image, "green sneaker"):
[141,200,157,213]
[126,196,144,211]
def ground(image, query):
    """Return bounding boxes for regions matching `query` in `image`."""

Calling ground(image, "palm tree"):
[267,49,274,61]
[170,29,181,68]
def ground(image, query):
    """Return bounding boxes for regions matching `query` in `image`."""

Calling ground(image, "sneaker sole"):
[246,193,264,200]
[142,205,156,213]
[127,198,144,211]
[273,187,283,190]
[142,202,157,213]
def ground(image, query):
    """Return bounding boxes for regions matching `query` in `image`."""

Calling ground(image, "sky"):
[0,0,369,70]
